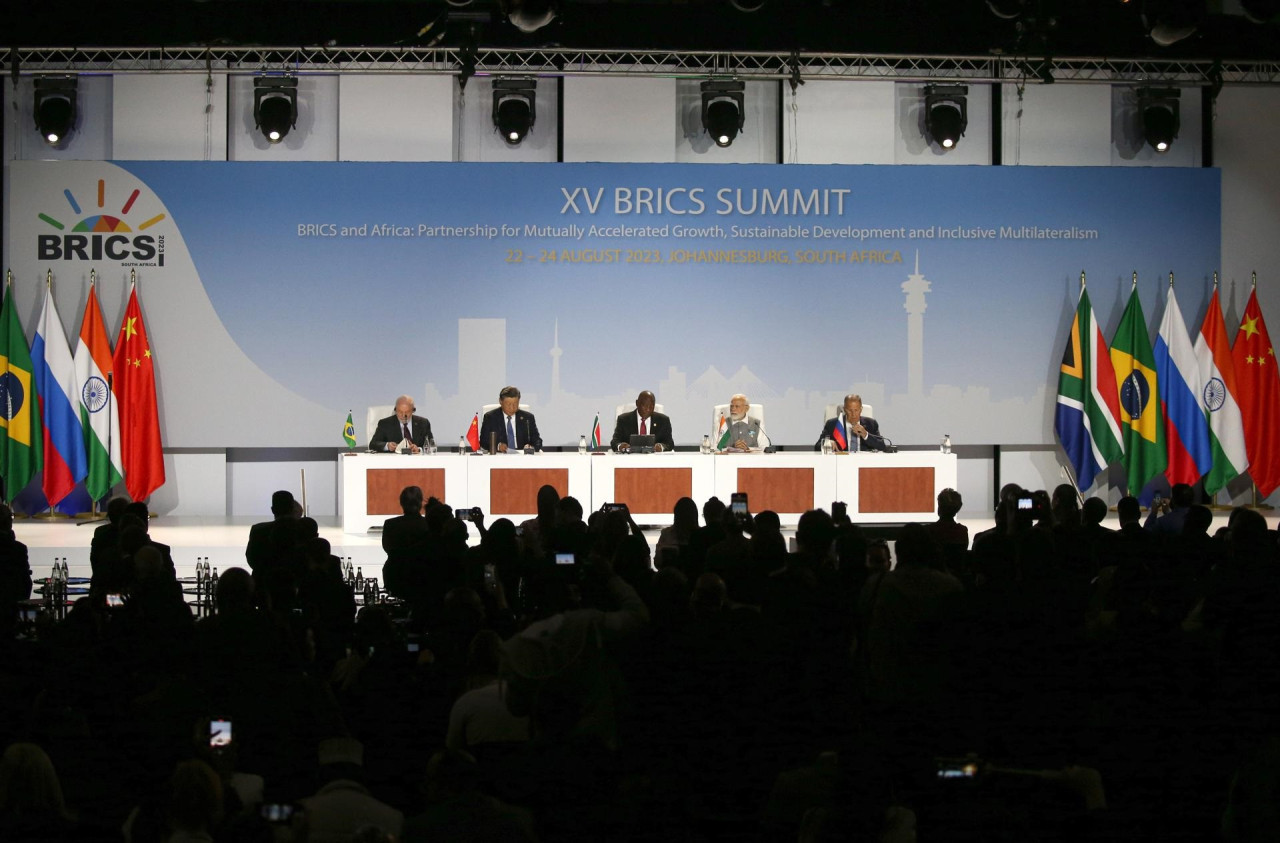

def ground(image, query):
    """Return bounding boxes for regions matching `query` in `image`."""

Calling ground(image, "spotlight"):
[34,76,78,146]
[1138,88,1180,153]
[499,0,559,33]
[253,77,298,144]
[492,78,536,145]
[924,85,968,150]
[701,80,745,148]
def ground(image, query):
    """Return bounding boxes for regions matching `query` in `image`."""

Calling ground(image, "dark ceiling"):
[4,0,1279,61]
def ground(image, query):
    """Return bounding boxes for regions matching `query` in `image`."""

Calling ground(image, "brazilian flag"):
[0,283,43,501]
[343,411,357,449]
[1110,285,1167,495]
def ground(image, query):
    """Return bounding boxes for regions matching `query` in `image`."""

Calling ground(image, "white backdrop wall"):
[3,75,1277,516]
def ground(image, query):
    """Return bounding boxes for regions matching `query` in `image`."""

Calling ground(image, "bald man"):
[369,395,434,453]
[611,390,674,452]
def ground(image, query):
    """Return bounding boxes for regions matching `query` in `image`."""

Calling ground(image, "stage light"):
[34,76,78,146]
[701,80,745,148]
[253,77,298,144]
[492,78,537,145]
[1139,88,1180,153]
[924,85,968,150]
[499,0,559,33]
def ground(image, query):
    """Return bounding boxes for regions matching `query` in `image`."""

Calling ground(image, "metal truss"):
[7,46,1280,86]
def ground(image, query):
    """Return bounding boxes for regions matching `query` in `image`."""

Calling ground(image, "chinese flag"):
[1231,288,1280,497]
[466,413,480,452]
[112,283,165,501]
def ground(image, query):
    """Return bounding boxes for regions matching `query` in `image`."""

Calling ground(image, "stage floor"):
[12,510,1264,586]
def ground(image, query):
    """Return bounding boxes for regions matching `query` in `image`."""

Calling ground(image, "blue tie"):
[849,422,858,453]
[507,416,516,450]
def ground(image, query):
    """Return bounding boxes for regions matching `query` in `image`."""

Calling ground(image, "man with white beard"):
[723,393,770,451]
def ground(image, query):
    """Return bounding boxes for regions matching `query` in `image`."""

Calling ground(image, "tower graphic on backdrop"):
[901,251,931,398]
[549,319,563,397]
[423,251,1041,448]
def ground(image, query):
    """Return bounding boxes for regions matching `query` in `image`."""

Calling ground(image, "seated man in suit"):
[721,393,770,452]
[611,390,674,452]
[815,394,887,452]
[370,395,434,453]
[479,386,543,452]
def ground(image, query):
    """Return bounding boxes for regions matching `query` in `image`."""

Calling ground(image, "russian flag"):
[32,285,88,507]
[831,414,848,451]
[1154,286,1210,485]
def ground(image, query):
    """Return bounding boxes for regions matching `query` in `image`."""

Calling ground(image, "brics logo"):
[36,177,167,266]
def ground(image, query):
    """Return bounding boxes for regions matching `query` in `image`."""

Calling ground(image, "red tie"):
[640,418,647,435]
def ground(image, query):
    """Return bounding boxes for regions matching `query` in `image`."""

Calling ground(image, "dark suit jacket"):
[382,513,430,561]
[369,414,434,452]
[245,517,301,572]
[479,408,543,451]
[815,415,887,452]
[611,411,675,452]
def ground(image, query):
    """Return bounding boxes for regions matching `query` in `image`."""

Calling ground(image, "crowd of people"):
[0,481,1278,841]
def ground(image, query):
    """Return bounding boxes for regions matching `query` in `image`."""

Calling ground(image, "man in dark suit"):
[382,485,430,601]
[815,394,887,452]
[611,390,674,452]
[369,395,434,453]
[479,385,543,452]
[245,490,301,572]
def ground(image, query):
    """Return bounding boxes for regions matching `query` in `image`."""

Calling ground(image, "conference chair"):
[822,402,874,422]
[711,403,765,439]
[481,402,532,415]
[366,405,395,447]
[613,402,666,418]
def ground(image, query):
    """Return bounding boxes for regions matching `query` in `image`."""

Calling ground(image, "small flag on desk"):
[589,412,602,449]
[715,413,729,450]
[466,413,480,452]
[831,413,848,451]
[342,412,356,449]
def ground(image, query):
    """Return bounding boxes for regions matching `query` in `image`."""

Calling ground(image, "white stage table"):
[465,452,593,524]
[589,452,716,525]
[834,451,957,522]
[339,452,469,533]
[340,450,956,532]
[712,451,957,523]
[712,452,839,521]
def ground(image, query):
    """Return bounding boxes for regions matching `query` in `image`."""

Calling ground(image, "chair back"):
[711,403,765,438]
[366,405,394,447]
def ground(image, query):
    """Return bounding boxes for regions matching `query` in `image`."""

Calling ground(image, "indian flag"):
[74,285,123,501]
[715,413,729,450]
[1195,286,1248,495]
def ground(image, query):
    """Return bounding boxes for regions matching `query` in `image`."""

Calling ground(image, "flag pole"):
[40,270,71,520]
[300,468,308,517]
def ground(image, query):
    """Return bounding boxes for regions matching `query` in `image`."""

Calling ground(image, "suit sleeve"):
[861,417,887,452]
[369,418,393,452]
[478,411,501,451]
[815,418,836,451]
[656,414,675,451]
[417,416,433,447]
[610,413,630,452]
[525,413,543,450]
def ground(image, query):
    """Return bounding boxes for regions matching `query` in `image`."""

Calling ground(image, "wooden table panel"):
[858,466,936,514]
[613,467,693,514]
[366,469,446,515]
[737,467,814,513]
[490,468,570,515]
